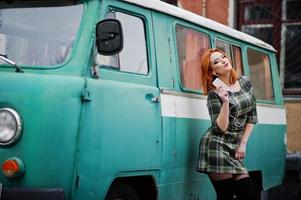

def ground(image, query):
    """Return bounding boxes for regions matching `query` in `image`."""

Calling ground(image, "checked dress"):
[197,76,258,174]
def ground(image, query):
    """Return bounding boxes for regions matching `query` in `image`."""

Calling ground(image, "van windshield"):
[0,1,83,67]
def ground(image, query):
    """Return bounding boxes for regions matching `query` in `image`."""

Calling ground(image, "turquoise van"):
[0,0,286,199]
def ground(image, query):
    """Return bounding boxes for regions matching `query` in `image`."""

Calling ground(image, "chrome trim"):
[0,108,22,146]
[160,89,206,100]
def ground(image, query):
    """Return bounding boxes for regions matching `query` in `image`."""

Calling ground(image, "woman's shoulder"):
[239,75,251,82]
[239,75,253,89]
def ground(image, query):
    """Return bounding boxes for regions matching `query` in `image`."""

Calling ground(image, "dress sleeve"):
[207,91,226,134]
[244,77,258,124]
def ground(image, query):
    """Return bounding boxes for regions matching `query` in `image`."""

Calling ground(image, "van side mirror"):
[95,19,123,55]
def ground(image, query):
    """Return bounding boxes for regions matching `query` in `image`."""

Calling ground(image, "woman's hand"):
[216,86,229,102]
[215,86,230,132]
[235,142,246,160]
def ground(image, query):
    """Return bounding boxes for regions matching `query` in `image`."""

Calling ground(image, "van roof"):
[123,0,276,52]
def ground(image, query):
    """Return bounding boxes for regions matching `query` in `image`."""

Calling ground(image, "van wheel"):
[105,183,141,200]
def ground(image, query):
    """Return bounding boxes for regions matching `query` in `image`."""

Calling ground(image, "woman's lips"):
[224,63,229,67]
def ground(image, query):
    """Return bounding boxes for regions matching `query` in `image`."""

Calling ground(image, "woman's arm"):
[216,101,229,131]
[235,123,255,159]
[241,123,255,144]
[216,87,230,132]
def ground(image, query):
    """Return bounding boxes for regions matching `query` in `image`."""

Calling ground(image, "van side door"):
[75,1,161,199]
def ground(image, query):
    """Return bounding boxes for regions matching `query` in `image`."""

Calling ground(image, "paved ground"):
[263,153,301,200]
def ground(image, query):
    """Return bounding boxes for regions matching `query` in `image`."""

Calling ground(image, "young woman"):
[197,48,258,200]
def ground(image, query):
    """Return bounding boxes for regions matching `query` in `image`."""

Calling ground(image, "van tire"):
[105,183,141,200]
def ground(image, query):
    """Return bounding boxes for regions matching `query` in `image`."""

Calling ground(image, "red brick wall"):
[178,0,229,26]
[207,0,229,26]
[179,0,202,15]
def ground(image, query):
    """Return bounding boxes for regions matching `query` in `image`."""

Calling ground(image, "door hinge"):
[75,175,80,188]
[81,89,92,101]
[90,64,100,79]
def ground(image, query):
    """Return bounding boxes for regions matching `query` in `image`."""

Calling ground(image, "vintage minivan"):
[0,0,286,199]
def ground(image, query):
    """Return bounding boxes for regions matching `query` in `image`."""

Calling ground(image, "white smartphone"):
[212,78,230,90]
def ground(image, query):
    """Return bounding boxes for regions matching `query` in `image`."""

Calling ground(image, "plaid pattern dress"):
[197,76,258,174]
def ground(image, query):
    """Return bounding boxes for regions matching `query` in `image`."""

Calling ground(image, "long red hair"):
[200,48,238,95]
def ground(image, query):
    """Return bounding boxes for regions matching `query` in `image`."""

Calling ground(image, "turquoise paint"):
[0,72,84,199]
[75,79,161,199]
[74,1,163,198]
[246,124,286,189]
[159,117,286,199]
[0,0,286,200]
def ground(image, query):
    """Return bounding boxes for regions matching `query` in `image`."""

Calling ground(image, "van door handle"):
[145,94,160,103]
[151,96,160,103]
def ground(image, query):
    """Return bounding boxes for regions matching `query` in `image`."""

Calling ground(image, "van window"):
[247,48,274,101]
[96,11,148,75]
[0,2,83,67]
[176,25,210,91]
[216,40,244,76]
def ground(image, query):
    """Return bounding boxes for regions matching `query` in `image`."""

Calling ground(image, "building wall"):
[178,0,202,15]
[285,102,301,151]
[206,0,229,26]
[178,0,229,26]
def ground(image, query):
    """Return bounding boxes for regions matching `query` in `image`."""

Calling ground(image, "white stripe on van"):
[160,94,286,125]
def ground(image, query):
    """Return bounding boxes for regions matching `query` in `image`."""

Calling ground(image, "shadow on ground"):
[264,152,301,200]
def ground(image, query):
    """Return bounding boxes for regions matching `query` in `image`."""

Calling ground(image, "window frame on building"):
[237,0,281,60]
[237,0,301,97]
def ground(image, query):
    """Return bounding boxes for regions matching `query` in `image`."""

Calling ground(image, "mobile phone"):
[212,77,230,90]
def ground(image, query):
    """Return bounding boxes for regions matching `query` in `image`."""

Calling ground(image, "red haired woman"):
[197,48,258,200]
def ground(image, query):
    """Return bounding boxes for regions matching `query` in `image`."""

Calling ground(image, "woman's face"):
[210,51,232,76]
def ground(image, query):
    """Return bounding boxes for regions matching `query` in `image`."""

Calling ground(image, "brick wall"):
[178,0,229,26]
[206,0,229,26]
[178,0,202,15]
